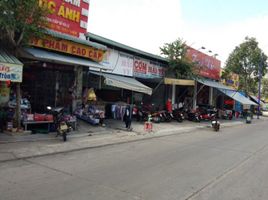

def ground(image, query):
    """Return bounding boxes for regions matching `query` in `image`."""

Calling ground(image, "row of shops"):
[0,29,258,131]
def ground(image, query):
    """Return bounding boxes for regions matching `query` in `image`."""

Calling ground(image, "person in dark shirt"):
[124,105,132,131]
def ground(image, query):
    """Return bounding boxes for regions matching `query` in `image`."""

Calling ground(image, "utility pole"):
[257,53,262,119]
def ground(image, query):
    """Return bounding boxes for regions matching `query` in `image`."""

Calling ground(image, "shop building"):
[186,47,256,112]
[84,33,168,113]
[19,30,107,113]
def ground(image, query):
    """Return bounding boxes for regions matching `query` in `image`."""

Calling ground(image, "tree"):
[160,38,198,79]
[0,0,47,51]
[262,78,268,100]
[0,0,47,129]
[224,37,268,95]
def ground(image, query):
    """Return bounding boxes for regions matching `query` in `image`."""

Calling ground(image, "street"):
[1,120,268,200]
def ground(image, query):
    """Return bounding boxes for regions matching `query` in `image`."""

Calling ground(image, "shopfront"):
[19,31,107,114]
[164,78,195,110]
[0,49,23,131]
[133,57,167,108]
[79,48,154,123]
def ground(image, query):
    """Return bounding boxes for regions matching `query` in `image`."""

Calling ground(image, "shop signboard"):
[0,63,23,82]
[186,47,221,80]
[30,36,105,62]
[221,71,239,90]
[100,48,134,76]
[39,0,89,38]
[133,57,165,79]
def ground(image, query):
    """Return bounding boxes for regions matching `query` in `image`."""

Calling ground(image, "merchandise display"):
[75,101,105,125]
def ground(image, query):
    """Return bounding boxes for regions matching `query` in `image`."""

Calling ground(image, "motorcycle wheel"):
[63,132,67,142]
[177,117,183,123]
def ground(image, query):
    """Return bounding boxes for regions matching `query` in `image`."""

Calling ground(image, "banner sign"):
[0,63,23,82]
[100,48,134,76]
[30,36,105,62]
[186,47,221,80]
[221,71,239,90]
[133,57,165,78]
[39,0,89,38]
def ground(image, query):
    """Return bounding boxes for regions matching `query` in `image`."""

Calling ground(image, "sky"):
[88,0,268,67]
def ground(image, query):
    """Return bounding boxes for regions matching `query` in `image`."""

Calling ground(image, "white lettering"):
[64,0,81,7]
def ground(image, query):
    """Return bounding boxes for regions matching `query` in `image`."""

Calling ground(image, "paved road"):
[1,119,268,200]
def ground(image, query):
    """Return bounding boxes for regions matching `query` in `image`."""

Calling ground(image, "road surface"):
[1,119,268,200]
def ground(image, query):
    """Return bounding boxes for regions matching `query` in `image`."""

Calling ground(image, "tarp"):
[23,48,110,70]
[249,95,265,107]
[196,78,234,90]
[90,71,152,95]
[218,89,257,105]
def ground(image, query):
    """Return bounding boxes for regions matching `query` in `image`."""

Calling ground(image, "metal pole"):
[257,54,262,119]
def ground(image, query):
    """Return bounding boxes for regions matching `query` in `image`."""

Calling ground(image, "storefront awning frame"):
[90,71,152,95]
[196,78,257,106]
[22,48,110,71]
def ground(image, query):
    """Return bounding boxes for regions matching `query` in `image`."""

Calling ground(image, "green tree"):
[262,78,268,100]
[160,38,198,79]
[0,0,47,129]
[0,0,47,51]
[225,37,268,95]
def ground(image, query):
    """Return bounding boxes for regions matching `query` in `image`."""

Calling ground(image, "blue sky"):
[88,0,268,66]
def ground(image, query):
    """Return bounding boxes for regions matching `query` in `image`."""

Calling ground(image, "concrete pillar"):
[193,81,197,109]
[172,84,176,104]
[209,87,213,105]
[72,65,83,112]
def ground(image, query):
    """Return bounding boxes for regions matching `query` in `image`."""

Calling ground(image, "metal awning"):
[218,89,257,105]
[0,49,23,82]
[249,95,265,106]
[23,48,110,70]
[164,78,195,86]
[196,78,234,90]
[90,71,152,95]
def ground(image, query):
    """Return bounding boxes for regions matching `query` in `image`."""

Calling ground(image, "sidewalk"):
[0,117,261,162]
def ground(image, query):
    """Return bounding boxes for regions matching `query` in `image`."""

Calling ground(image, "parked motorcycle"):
[172,109,184,122]
[47,106,72,141]
[185,109,201,122]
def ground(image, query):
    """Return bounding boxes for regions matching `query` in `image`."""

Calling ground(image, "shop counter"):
[22,120,54,132]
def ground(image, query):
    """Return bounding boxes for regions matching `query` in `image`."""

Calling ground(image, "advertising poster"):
[186,47,221,80]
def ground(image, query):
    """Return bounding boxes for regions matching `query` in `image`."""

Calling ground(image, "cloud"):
[88,0,182,55]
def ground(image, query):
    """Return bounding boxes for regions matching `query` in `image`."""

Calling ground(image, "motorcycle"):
[211,115,220,131]
[186,109,201,122]
[47,106,72,142]
[172,109,184,122]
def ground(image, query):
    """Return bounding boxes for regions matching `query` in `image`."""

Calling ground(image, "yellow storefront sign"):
[30,36,105,62]
[164,78,195,86]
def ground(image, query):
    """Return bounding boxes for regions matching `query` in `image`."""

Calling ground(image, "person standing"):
[124,105,132,131]
[166,98,172,113]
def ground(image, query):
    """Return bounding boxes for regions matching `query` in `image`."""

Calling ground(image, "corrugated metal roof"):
[45,29,107,51]
[85,32,168,63]
[0,49,23,66]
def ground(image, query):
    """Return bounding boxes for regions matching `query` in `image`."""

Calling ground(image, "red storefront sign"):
[133,58,165,78]
[39,0,89,38]
[186,47,221,80]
